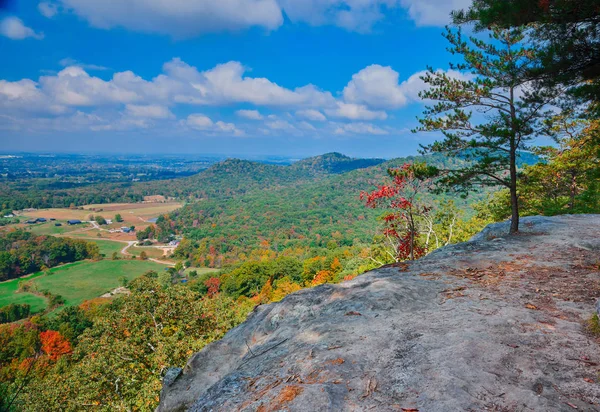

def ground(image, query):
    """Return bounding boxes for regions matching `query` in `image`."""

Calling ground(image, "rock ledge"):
[159,215,600,411]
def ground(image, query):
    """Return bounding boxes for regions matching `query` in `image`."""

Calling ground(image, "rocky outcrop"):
[158,215,600,411]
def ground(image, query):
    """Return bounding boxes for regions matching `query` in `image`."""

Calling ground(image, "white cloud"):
[47,0,462,39]
[185,113,243,136]
[279,0,401,33]
[0,56,472,136]
[343,64,408,109]
[266,119,295,130]
[60,0,283,38]
[0,17,44,40]
[296,109,326,121]
[236,109,264,120]
[326,102,387,120]
[38,2,60,18]
[298,121,316,131]
[186,114,214,129]
[59,58,109,71]
[0,79,66,115]
[400,0,471,26]
[333,122,389,135]
[125,104,173,119]
[39,66,139,106]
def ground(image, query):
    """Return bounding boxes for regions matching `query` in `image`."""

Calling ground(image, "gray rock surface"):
[158,215,600,411]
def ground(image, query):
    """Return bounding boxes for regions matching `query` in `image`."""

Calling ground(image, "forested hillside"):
[0,153,384,209]
[165,153,484,267]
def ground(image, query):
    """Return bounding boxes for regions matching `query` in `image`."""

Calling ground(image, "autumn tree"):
[39,330,72,361]
[361,163,438,261]
[415,27,562,233]
[17,276,253,411]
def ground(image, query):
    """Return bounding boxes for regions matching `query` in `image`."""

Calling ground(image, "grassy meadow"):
[0,257,166,313]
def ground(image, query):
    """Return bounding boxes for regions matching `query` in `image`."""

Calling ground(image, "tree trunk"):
[509,181,519,234]
[509,87,519,234]
[408,210,415,260]
[569,171,577,210]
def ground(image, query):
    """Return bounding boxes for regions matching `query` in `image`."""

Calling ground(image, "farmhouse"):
[37,218,47,222]
[26,219,38,224]
[121,227,132,233]
[67,219,82,225]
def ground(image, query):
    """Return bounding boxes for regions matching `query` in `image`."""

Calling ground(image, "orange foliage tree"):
[40,330,72,361]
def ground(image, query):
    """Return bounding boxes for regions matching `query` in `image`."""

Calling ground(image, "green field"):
[185,267,220,276]
[90,239,126,258]
[0,259,166,312]
[0,273,47,313]
[26,220,88,236]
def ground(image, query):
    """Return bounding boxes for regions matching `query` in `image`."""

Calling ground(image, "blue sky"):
[0,0,472,158]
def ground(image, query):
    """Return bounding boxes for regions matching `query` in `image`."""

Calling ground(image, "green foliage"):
[0,230,100,282]
[221,261,273,298]
[1,275,253,411]
[453,0,600,107]
[416,26,563,233]
[479,117,600,219]
[94,216,107,225]
[114,214,123,222]
[0,303,31,324]
[171,153,484,268]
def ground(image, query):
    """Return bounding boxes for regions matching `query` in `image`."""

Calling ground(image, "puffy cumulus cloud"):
[161,59,334,108]
[199,61,334,107]
[236,109,263,120]
[0,79,66,115]
[333,122,389,135]
[343,64,408,109]
[45,0,459,38]
[296,109,326,122]
[0,59,331,113]
[279,0,400,33]
[399,69,475,101]
[0,56,472,136]
[125,104,173,119]
[0,17,44,40]
[60,0,283,38]
[343,65,475,109]
[185,113,244,136]
[326,102,387,121]
[400,0,471,26]
[39,66,139,106]
[38,2,60,18]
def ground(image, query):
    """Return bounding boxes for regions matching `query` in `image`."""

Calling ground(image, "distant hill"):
[161,152,488,266]
[290,152,385,175]
[0,151,538,210]
[136,153,388,201]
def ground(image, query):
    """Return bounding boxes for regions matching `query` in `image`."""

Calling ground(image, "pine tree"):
[415,27,563,233]
[452,0,600,107]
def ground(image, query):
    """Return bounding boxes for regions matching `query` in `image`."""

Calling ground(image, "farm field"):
[18,201,182,225]
[26,220,86,236]
[89,239,127,258]
[13,201,182,242]
[0,272,47,313]
[129,245,172,259]
[0,259,166,312]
